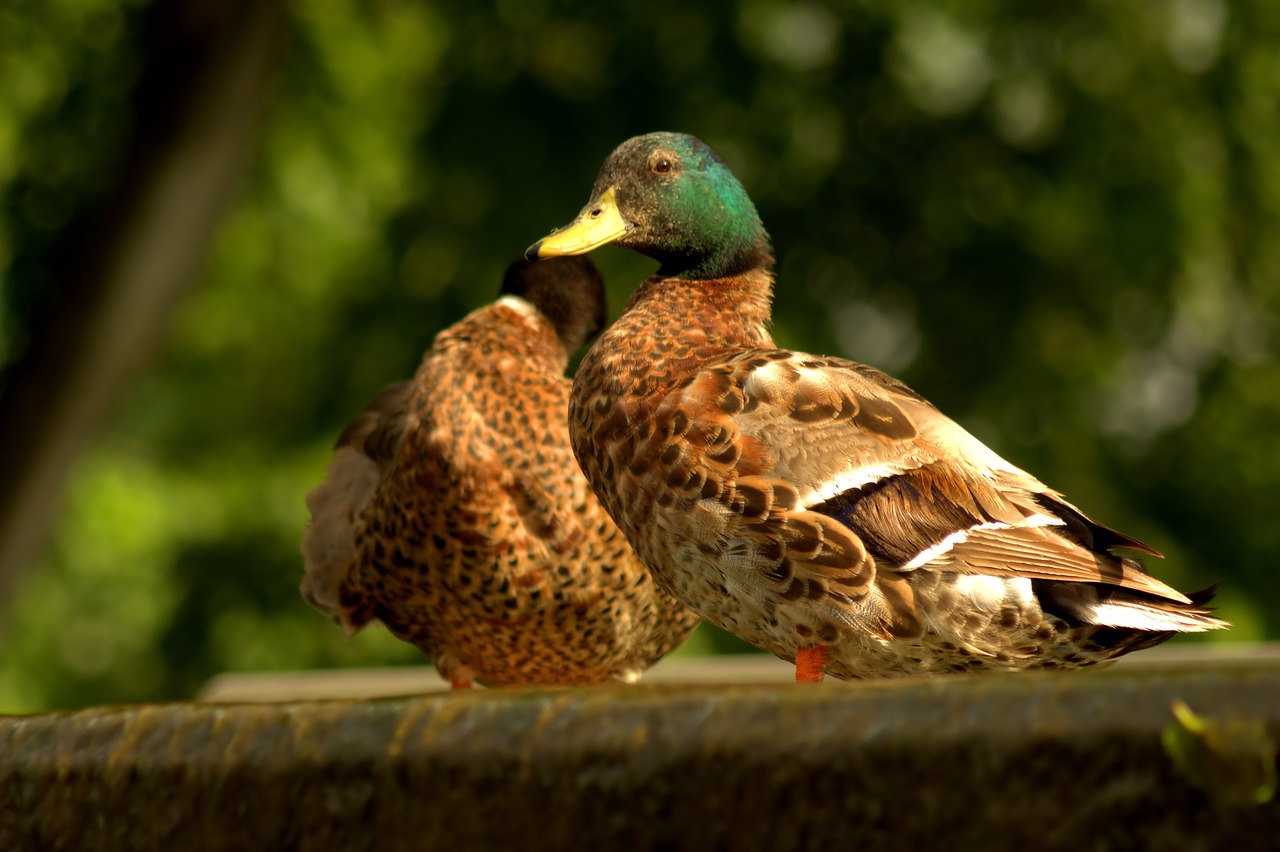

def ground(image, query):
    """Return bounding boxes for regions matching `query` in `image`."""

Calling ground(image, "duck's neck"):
[653,233,774,282]
[439,301,568,374]
[585,268,776,395]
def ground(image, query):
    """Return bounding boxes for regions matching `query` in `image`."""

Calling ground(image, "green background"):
[1,0,1274,712]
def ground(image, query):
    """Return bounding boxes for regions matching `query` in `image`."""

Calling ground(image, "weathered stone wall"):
[2,663,1277,851]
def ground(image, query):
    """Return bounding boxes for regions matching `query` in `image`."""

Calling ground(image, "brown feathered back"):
[301,257,699,686]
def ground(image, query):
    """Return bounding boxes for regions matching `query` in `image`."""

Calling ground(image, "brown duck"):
[526,132,1227,682]
[301,256,699,687]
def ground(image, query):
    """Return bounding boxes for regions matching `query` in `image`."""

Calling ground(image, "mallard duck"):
[526,132,1227,683]
[300,256,700,688]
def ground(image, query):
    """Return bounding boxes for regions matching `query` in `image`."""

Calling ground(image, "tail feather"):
[1036,580,1229,634]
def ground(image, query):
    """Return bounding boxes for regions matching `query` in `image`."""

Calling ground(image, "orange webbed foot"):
[795,645,828,683]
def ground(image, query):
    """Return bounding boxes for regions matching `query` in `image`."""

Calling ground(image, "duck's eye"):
[653,158,673,174]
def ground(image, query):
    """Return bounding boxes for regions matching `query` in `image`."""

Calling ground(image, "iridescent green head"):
[526,132,772,280]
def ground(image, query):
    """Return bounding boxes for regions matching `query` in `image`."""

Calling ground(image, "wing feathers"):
[1031,492,1162,557]
[301,382,410,630]
[648,347,1213,633]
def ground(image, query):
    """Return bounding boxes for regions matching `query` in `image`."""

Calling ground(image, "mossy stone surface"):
[2,663,1277,850]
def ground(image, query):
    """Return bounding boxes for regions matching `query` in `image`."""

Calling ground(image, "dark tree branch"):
[0,0,288,610]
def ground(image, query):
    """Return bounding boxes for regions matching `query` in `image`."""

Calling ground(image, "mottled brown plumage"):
[301,256,699,687]
[528,132,1226,681]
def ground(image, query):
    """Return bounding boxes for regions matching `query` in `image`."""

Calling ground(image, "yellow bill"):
[526,187,630,259]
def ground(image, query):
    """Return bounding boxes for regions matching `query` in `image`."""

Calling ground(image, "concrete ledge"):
[3,661,1278,851]
[193,642,1280,701]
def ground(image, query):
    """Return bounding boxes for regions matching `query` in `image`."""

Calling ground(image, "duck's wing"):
[334,382,412,470]
[300,381,411,626]
[639,349,1205,635]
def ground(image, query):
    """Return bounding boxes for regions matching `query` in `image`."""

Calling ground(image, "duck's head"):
[526,132,772,281]
[500,256,607,352]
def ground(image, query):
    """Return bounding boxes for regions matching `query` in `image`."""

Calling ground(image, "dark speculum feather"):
[815,468,984,566]
[1032,493,1162,557]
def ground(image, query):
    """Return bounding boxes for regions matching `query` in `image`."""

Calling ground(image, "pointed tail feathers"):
[1040,581,1228,633]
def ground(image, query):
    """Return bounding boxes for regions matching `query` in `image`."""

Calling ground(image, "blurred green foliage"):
[2,0,1276,712]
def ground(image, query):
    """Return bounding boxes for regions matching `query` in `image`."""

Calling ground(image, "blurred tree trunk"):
[0,0,288,611]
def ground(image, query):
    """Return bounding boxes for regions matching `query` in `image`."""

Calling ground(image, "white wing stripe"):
[797,464,907,506]
[903,528,974,570]
[901,517,1066,570]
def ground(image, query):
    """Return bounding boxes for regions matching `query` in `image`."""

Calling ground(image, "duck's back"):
[302,265,698,687]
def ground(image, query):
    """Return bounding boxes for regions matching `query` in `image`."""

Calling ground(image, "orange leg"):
[450,679,474,690]
[795,645,828,683]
